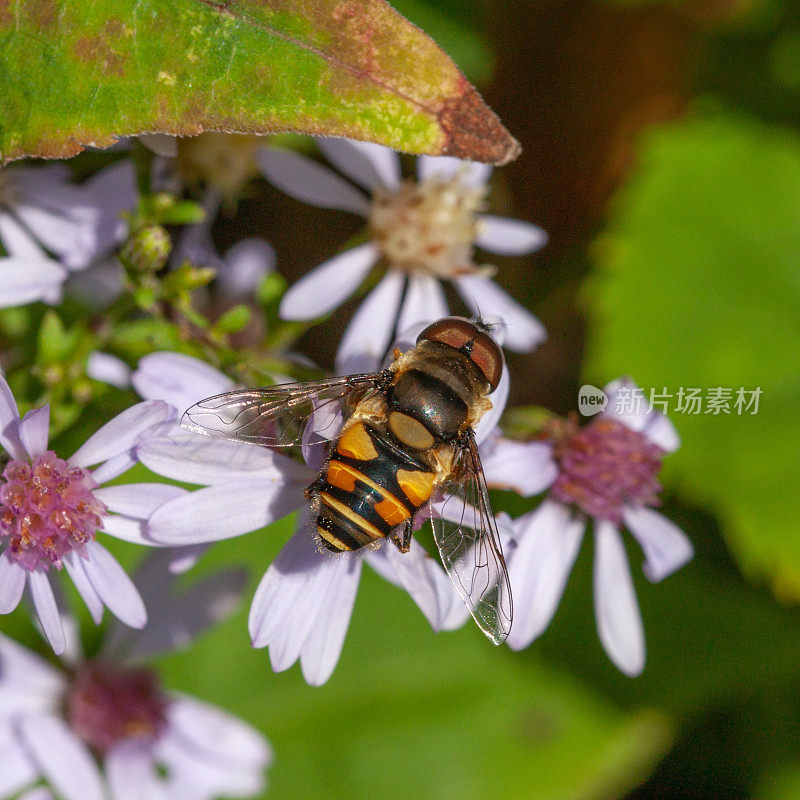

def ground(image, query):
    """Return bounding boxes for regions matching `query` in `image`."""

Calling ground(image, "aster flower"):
[0,551,272,800]
[482,378,694,676]
[257,139,547,366]
[0,161,137,308]
[123,347,502,684]
[0,374,180,654]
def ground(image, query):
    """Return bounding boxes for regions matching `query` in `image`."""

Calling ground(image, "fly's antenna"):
[465,294,497,337]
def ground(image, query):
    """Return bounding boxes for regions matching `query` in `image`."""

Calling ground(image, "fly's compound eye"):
[417,317,504,392]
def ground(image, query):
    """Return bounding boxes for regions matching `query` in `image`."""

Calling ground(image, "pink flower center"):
[549,418,664,524]
[0,451,105,571]
[66,661,169,754]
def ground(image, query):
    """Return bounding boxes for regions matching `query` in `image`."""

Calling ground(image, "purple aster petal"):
[168,545,208,574]
[481,436,558,496]
[506,501,585,650]
[642,411,680,454]
[317,138,401,191]
[132,352,233,413]
[18,714,105,800]
[86,352,131,389]
[28,571,66,654]
[416,155,492,188]
[593,520,646,677]
[0,632,65,699]
[63,552,105,624]
[18,788,56,800]
[0,552,27,613]
[17,406,50,460]
[0,211,45,258]
[257,147,370,215]
[0,723,39,798]
[454,274,546,352]
[94,483,188,519]
[335,270,406,374]
[12,204,90,269]
[90,453,138,486]
[622,506,694,583]
[219,238,275,297]
[0,258,67,309]
[396,273,449,334]
[0,375,25,461]
[98,515,161,547]
[105,740,155,800]
[137,432,308,486]
[279,242,378,321]
[82,540,147,629]
[70,401,175,469]
[147,479,303,545]
[476,215,548,255]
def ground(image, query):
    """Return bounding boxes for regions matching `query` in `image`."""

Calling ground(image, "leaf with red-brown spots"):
[0,0,519,165]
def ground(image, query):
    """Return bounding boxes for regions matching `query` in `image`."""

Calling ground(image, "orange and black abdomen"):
[314,421,436,552]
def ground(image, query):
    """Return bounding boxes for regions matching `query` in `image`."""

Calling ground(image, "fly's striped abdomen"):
[314,421,436,552]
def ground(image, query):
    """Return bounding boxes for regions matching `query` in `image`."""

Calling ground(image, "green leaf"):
[211,303,251,335]
[585,109,800,597]
[0,0,518,165]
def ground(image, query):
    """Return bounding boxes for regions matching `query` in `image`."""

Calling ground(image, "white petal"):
[476,215,547,255]
[167,695,270,768]
[97,515,162,547]
[481,437,557,496]
[506,501,584,650]
[168,544,208,574]
[257,147,369,215]
[28,571,66,654]
[82,540,146,628]
[18,789,56,800]
[0,723,39,798]
[10,204,88,269]
[70,401,175,468]
[218,238,275,297]
[473,363,509,445]
[0,632,65,698]
[0,258,67,308]
[18,406,50,460]
[317,138,401,191]
[90,453,137,486]
[334,270,406,374]
[279,243,378,321]
[455,275,546,352]
[594,521,646,677]
[94,483,188,518]
[138,133,178,158]
[643,412,681,454]
[0,553,27,613]
[0,212,46,258]
[63,552,105,624]
[601,378,679,452]
[106,740,156,800]
[137,431,308,486]
[132,352,233,413]
[86,352,132,389]
[396,274,449,334]
[147,480,302,545]
[300,551,361,686]
[18,714,105,800]
[0,376,24,461]
[416,155,492,188]
[622,506,694,583]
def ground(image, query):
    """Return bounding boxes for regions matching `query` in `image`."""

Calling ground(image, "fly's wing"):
[181,373,384,448]
[429,431,513,645]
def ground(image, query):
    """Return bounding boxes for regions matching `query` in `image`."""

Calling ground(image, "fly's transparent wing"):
[430,432,513,644]
[181,373,384,448]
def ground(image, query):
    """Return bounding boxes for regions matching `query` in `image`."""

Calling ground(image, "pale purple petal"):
[86,352,131,389]
[132,352,233,413]
[28,571,66,654]
[63,552,104,624]
[622,506,694,583]
[18,714,105,800]
[300,552,361,686]
[396,274,449,334]
[0,376,24,461]
[139,133,179,158]
[455,274,546,352]
[106,740,156,800]
[82,540,147,628]
[602,378,680,453]
[506,501,585,650]
[317,138,401,191]
[0,553,26,613]
[473,363,509,445]
[257,147,370,215]
[279,243,378,321]
[0,632,65,699]
[218,238,275,297]
[476,215,548,255]
[481,437,557,496]
[12,204,89,269]
[0,258,67,308]
[18,788,56,800]
[416,155,492,188]
[593,520,646,677]
[18,406,49,460]
[335,270,406,374]
[90,453,138,486]
[65,259,125,309]
[0,724,39,799]
[94,483,188,519]
[97,515,162,547]
[70,401,175,468]
[642,412,680,454]
[147,479,303,545]
[0,212,46,258]
[137,432,309,486]
[168,545,208,574]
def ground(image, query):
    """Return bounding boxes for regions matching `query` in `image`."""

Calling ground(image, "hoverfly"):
[181,317,512,644]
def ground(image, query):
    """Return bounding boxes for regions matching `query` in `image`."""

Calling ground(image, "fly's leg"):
[389,520,413,554]
[304,474,325,501]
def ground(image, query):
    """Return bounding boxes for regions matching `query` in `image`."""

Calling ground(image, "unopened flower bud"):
[120,222,171,272]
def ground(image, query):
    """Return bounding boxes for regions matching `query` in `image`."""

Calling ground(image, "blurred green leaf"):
[0,0,517,165]
[212,304,252,335]
[585,109,800,598]
[37,311,71,364]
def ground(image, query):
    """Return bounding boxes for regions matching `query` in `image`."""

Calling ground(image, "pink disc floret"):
[0,451,106,571]
[550,417,665,524]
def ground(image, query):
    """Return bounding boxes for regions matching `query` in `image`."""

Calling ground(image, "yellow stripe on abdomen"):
[318,492,385,541]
